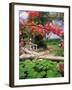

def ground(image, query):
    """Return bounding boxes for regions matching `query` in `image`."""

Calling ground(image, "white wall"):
[0,0,72,90]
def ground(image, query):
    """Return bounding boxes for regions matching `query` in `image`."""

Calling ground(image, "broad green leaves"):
[19,59,64,79]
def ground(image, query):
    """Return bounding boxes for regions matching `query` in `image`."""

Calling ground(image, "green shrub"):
[19,59,64,79]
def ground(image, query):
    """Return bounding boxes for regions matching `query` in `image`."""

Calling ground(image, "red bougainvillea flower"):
[38,24,44,28]
[45,22,64,37]
[45,22,58,33]
[37,24,45,37]
[59,63,64,73]
[54,28,61,36]
[31,25,37,33]
[31,24,45,37]
[49,22,55,30]
[37,24,44,33]
[31,25,37,30]
[59,30,64,37]
[44,22,51,32]
[28,11,40,19]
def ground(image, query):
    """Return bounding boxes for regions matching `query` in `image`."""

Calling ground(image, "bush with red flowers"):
[19,11,64,48]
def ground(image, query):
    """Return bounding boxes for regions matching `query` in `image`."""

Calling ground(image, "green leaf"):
[46,70,56,77]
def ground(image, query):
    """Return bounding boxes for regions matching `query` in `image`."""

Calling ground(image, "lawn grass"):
[45,39,64,56]
[45,39,60,45]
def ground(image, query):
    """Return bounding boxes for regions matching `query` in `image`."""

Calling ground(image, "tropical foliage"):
[19,59,64,79]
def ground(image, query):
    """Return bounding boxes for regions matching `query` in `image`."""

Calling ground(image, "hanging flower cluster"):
[31,24,45,37]
[31,22,64,38]
[44,22,64,37]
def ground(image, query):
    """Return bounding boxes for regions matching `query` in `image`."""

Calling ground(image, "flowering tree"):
[19,11,64,49]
